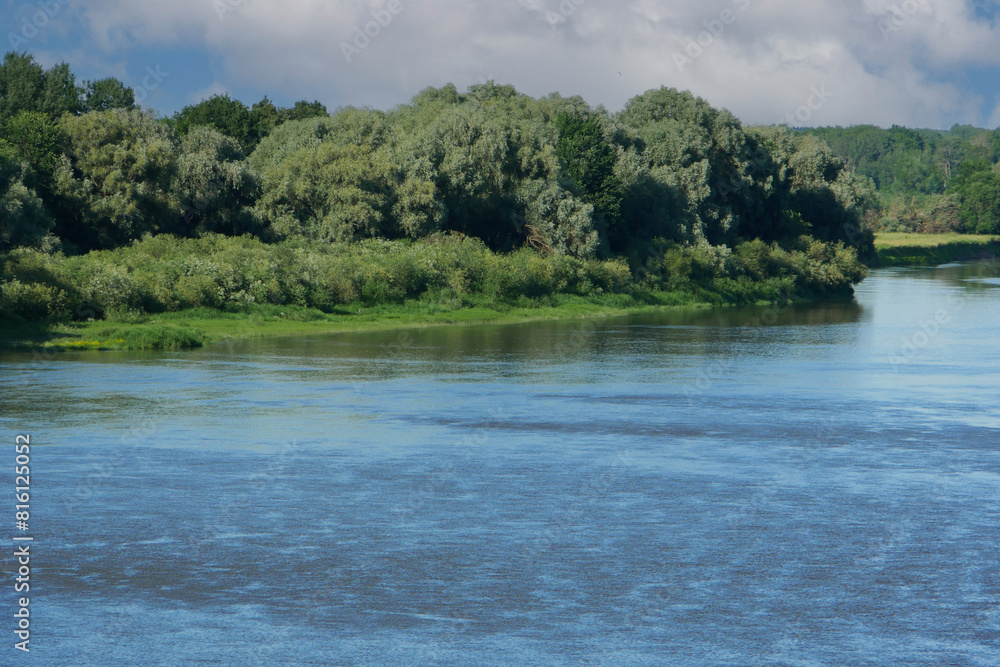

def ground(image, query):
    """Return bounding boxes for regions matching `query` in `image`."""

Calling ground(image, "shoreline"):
[872,232,1000,267]
[0,290,807,353]
[4,232,995,353]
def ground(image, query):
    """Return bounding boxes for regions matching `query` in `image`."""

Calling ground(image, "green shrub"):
[93,324,205,350]
[0,278,73,320]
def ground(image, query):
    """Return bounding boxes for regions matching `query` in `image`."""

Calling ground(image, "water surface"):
[1,261,999,666]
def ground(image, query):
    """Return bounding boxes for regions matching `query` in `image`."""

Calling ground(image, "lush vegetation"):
[0,51,900,348]
[803,124,1000,234]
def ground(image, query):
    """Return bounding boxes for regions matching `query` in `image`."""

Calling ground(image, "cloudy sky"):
[4,0,1000,128]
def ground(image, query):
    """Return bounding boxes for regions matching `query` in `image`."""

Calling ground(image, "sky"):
[3,0,1000,129]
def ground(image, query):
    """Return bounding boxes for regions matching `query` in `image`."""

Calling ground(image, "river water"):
[1,261,999,666]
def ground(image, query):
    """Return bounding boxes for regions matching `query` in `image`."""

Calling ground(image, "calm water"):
[2,261,999,666]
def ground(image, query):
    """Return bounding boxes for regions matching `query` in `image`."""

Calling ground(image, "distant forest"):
[804,124,1000,234]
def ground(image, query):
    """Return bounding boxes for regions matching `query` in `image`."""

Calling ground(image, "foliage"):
[0,233,632,321]
[636,235,866,300]
[173,94,330,152]
[172,94,255,149]
[554,111,623,248]
[56,108,180,249]
[0,140,54,251]
[0,52,82,118]
[1,110,65,177]
[173,126,260,237]
[0,53,881,332]
[82,78,136,112]
[803,123,1000,234]
[955,169,1000,233]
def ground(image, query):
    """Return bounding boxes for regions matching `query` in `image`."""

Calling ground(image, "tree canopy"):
[9,50,984,269]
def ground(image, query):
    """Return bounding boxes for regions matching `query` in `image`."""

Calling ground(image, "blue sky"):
[4,0,1000,129]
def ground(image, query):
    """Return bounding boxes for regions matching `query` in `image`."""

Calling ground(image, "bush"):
[93,324,204,350]
[2,233,640,322]
[0,278,73,320]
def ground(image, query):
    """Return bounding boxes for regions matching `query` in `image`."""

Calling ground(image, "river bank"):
[872,232,1000,267]
[1,233,867,352]
[0,289,787,352]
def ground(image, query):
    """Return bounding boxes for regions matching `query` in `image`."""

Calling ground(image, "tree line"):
[0,50,881,259]
[803,124,1000,234]
[0,50,885,326]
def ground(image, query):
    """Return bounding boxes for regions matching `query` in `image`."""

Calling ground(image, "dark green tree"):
[0,52,83,118]
[0,52,45,118]
[173,126,260,237]
[280,100,328,123]
[173,94,254,148]
[249,96,282,144]
[56,109,180,250]
[554,111,623,250]
[83,78,136,112]
[0,139,54,251]
[948,161,1000,233]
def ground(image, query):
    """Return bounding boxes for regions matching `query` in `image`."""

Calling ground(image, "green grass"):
[0,289,750,353]
[872,232,1000,267]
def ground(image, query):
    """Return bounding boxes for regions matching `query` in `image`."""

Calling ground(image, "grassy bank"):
[1,233,866,352]
[0,289,767,352]
[872,232,1000,267]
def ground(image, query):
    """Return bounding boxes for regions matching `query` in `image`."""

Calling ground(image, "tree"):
[83,78,136,112]
[280,100,328,123]
[0,52,83,119]
[0,111,65,176]
[554,111,623,250]
[173,126,260,237]
[616,86,753,247]
[40,62,82,117]
[56,109,179,250]
[0,52,45,118]
[950,163,1000,233]
[0,139,53,251]
[249,96,281,145]
[173,94,254,149]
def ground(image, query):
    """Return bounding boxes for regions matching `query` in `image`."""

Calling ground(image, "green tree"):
[0,111,65,176]
[0,52,83,118]
[173,126,260,237]
[950,163,1000,233]
[554,111,623,250]
[40,62,82,117]
[83,78,136,112]
[173,94,254,148]
[280,100,328,123]
[615,86,753,247]
[0,139,54,251]
[56,109,179,250]
[0,52,45,118]
[249,96,282,145]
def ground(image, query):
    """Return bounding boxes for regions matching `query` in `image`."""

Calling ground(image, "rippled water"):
[2,261,999,666]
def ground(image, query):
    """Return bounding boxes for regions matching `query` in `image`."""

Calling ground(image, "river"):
[1,260,998,666]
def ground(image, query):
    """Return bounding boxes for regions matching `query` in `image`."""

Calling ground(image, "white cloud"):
[73,0,1000,128]
[988,96,1000,129]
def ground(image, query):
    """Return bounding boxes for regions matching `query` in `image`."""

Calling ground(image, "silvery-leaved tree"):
[56,109,180,250]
